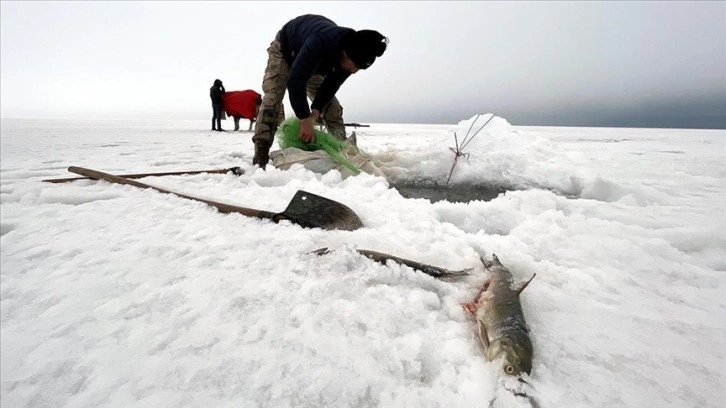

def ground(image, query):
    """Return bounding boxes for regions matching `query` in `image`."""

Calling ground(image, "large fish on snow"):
[463,254,535,376]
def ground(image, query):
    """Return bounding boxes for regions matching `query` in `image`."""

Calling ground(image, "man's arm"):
[287,37,323,119]
[310,69,350,113]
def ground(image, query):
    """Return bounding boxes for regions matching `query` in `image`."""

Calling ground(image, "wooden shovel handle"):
[68,166,276,221]
[43,167,241,183]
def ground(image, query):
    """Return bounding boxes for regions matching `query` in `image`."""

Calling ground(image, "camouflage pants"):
[252,32,346,146]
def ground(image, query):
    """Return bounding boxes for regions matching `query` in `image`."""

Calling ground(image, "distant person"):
[223,90,263,131]
[251,14,388,169]
[210,79,225,131]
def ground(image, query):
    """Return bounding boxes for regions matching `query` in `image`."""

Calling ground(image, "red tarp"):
[223,90,261,119]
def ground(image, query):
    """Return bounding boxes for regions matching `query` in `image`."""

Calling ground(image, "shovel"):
[43,167,244,183]
[68,166,364,231]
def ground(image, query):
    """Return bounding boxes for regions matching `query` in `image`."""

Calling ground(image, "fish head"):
[496,338,533,376]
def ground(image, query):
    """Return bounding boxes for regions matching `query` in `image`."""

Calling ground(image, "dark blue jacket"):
[279,15,354,119]
[210,85,225,105]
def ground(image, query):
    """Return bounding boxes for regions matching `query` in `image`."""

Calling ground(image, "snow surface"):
[1,116,725,408]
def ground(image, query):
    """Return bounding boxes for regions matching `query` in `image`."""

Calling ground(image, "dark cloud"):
[350,93,726,129]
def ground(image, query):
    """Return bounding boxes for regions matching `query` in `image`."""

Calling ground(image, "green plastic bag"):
[276,117,361,175]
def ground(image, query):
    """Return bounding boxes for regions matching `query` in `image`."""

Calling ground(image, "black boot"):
[253,140,271,169]
[212,119,216,131]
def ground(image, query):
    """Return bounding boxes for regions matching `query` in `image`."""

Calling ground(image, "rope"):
[445,114,495,188]
[460,113,495,151]
[445,142,469,188]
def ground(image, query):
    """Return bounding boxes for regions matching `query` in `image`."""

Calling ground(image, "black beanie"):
[343,30,388,69]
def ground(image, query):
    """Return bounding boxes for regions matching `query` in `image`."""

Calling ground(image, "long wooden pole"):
[43,167,242,183]
[67,166,274,220]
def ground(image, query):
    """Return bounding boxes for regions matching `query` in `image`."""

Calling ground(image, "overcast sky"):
[1,1,725,128]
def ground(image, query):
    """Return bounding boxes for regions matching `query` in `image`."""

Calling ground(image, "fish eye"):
[505,365,515,375]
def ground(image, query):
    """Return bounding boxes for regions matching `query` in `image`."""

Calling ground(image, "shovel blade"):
[279,190,363,231]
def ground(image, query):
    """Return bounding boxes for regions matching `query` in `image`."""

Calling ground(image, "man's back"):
[280,15,351,63]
